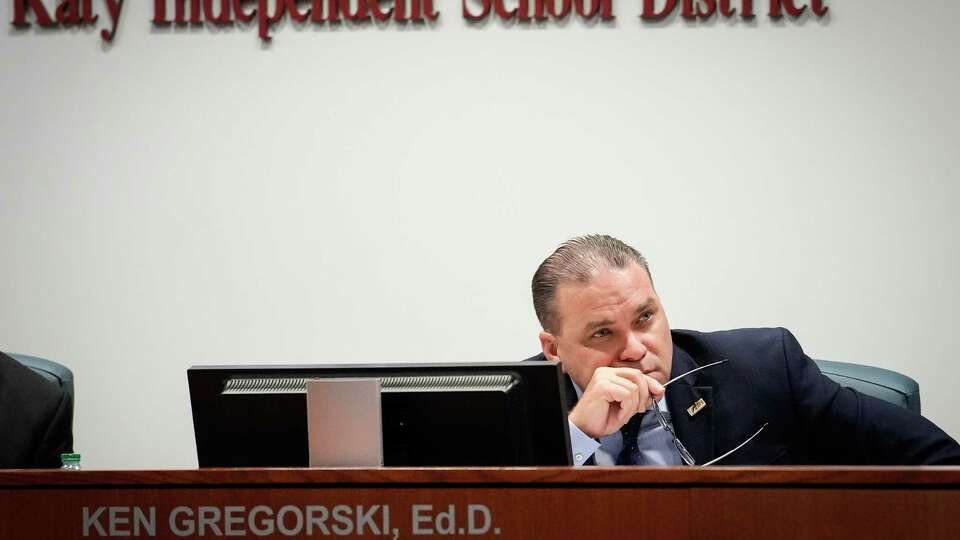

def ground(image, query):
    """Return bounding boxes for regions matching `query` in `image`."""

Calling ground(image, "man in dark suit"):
[0,351,74,468]
[530,235,960,465]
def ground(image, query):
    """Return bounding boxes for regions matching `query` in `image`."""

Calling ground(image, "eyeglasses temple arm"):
[700,423,769,467]
[663,359,729,388]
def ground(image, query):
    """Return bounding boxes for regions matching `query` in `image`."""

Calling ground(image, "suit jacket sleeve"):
[30,385,74,468]
[781,329,960,465]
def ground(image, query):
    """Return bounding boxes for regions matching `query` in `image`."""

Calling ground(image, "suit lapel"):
[666,346,716,465]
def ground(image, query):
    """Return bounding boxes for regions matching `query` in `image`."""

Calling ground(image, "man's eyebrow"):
[583,319,615,332]
[582,299,658,333]
[635,299,656,314]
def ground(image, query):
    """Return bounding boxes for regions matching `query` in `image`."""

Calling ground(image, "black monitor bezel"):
[188,361,573,467]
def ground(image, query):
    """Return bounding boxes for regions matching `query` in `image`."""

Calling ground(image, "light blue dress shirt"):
[568,381,683,466]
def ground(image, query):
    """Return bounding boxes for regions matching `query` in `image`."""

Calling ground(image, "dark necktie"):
[616,412,645,465]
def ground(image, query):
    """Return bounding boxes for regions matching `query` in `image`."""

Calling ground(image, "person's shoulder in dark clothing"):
[671,326,788,360]
[672,327,960,465]
[0,351,73,468]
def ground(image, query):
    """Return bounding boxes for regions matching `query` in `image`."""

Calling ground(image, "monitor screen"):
[188,361,572,467]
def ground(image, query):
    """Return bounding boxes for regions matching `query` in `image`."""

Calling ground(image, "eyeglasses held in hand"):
[649,359,768,467]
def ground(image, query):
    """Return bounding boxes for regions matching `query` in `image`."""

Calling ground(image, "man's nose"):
[621,331,648,362]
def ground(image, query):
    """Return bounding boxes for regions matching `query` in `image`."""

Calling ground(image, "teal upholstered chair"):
[7,353,75,406]
[814,359,920,414]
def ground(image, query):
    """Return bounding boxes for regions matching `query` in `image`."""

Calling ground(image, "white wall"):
[1,0,958,469]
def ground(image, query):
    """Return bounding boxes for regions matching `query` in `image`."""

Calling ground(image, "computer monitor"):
[188,361,572,467]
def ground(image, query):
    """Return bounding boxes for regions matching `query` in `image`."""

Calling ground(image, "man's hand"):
[568,367,665,439]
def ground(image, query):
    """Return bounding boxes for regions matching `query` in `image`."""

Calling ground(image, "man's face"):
[539,262,673,390]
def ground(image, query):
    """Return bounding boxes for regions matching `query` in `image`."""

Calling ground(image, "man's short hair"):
[532,235,651,333]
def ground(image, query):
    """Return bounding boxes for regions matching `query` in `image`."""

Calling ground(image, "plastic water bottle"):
[60,453,81,470]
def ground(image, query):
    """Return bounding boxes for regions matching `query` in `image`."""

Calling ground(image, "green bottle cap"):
[60,453,81,462]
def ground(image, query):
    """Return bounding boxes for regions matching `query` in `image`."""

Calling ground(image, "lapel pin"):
[687,398,707,417]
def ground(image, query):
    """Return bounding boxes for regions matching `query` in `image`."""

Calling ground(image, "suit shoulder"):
[0,352,71,467]
[672,327,795,361]
[523,352,548,362]
[0,352,64,421]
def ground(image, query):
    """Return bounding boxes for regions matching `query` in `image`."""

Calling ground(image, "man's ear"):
[538,331,560,362]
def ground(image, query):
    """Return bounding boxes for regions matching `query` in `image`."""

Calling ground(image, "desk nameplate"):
[1,468,958,539]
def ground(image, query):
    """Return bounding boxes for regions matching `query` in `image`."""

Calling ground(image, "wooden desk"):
[1,467,958,539]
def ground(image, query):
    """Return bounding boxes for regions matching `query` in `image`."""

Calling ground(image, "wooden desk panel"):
[1,468,958,539]
[692,488,959,539]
